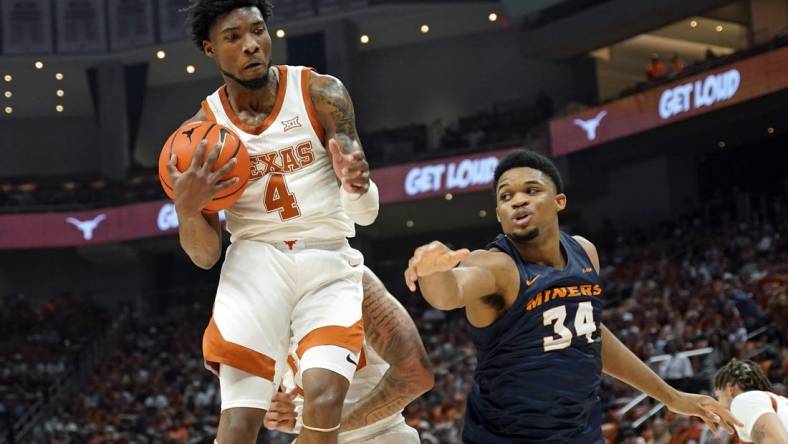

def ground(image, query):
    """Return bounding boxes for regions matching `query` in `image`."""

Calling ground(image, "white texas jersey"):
[202,65,355,243]
[731,390,788,442]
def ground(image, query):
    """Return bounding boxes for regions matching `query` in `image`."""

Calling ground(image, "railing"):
[616,347,714,418]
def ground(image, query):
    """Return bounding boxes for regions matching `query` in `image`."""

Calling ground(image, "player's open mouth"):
[512,212,532,226]
[243,62,264,71]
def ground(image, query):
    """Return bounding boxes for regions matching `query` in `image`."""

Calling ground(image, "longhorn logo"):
[65,214,107,240]
[573,110,608,141]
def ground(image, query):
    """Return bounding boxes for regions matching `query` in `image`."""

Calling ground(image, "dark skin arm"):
[573,236,740,433]
[404,241,520,327]
[338,267,434,432]
[309,72,370,194]
[166,109,234,269]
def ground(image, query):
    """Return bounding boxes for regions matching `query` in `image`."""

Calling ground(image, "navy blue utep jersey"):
[463,232,604,444]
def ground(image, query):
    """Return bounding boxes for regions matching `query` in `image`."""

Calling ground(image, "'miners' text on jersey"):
[202,65,355,242]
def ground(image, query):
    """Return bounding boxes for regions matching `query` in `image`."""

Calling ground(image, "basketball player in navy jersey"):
[404,149,741,443]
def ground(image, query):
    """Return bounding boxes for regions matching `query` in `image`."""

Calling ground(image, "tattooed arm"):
[339,267,434,432]
[310,72,376,206]
[309,71,378,224]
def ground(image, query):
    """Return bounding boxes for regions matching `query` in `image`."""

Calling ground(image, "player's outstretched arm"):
[573,235,740,433]
[404,241,517,311]
[600,325,740,434]
[338,267,434,432]
[310,72,378,226]
[167,110,231,269]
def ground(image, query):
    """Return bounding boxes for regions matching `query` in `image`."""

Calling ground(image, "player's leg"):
[291,245,365,444]
[206,240,296,443]
[214,364,271,443]
[299,367,351,443]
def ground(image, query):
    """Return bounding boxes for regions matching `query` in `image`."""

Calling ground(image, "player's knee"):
[218,408,264,442]
[302,369,349,417]
[309,385,346,412]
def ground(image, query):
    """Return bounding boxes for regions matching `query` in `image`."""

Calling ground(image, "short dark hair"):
[186,0,274,50]
[494,149,564,193]
[714,359,773,392]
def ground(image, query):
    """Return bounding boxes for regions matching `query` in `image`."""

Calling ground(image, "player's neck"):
[513,229,565,270]
[225,67,279,116]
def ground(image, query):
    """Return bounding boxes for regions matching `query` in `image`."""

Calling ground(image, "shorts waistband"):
[264,238,350,252]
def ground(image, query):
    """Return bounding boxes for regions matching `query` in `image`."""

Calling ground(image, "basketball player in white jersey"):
[263,266,433,443]
[713,359,788,444]
[166,2,379,443]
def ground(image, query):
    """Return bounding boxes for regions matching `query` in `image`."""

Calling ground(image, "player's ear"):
[203,40,215,58]
[555,193,567,212]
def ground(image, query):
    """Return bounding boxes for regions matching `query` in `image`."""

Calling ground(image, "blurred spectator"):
[669,53,685,75]
[648,418,671,444]
[645,53,668,80]
[659,340,694,390]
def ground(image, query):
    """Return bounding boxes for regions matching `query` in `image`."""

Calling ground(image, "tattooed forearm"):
[309,73,359,145]
[340,270,434,431]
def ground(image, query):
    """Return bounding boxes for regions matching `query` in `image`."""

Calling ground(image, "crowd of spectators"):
[28,302,221,444]
[0,293,108,443]
[5,205,786,443]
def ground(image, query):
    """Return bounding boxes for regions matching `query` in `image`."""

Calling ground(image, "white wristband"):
[340,180,379,226]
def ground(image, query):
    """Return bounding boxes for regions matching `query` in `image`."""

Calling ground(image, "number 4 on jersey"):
[264,174,300,220]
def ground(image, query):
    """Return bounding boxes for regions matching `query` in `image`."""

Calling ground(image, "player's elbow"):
[397,360,434,397]
[189,251,220,270]
[413,366,435,394]
[424,294,463,311]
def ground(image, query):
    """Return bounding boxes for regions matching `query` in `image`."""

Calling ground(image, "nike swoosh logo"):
[346,354,358,366]
[525,275,541,286]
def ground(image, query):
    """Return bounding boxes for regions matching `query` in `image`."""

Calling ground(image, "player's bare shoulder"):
[307,71,357,138]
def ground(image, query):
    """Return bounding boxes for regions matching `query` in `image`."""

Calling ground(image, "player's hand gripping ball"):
[158,122,250,213]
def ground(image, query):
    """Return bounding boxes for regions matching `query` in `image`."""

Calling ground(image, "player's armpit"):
[750,412,788,444]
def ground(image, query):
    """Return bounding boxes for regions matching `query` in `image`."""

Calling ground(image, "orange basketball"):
[158,121,250,213]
